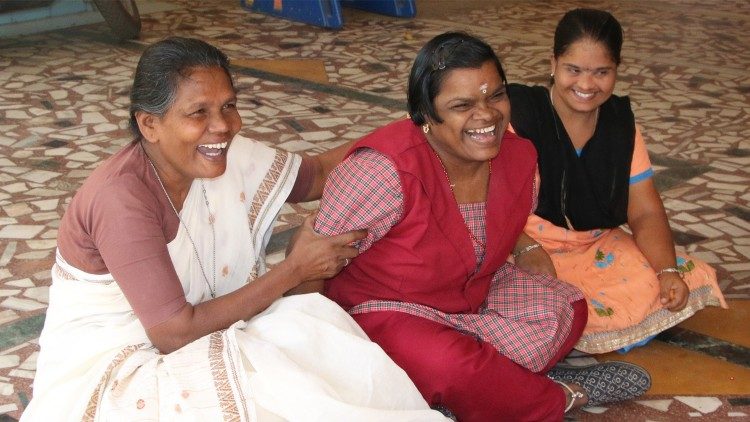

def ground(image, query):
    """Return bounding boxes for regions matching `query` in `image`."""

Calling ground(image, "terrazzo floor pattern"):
[0,0,748,420]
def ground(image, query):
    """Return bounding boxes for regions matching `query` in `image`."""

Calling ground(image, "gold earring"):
[422,124,430,134]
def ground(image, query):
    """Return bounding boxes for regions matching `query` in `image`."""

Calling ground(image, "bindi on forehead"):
[479,83,488,94]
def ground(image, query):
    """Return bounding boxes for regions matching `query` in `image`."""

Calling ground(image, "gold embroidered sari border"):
[575,286,723,353]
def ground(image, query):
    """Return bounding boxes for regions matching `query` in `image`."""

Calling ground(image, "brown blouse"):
[57,141,312,329]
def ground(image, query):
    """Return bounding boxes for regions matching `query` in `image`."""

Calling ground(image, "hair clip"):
[431,39,464,72]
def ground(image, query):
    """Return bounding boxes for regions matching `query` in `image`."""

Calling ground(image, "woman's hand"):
[658,272,688,311]
[512,233,557,278]
[146,213,365,354]
[514,246,557,278]
[286,212,367,284]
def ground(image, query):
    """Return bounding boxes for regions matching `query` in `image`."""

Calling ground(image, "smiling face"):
[426,60,509,168]
[550,38,617,116]
[140,66,241,188]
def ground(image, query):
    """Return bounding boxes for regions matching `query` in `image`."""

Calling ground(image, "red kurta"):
[325,119,536,311]
[318,120,587,421]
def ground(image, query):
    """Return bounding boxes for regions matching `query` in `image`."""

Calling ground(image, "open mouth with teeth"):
[573,90,596,100]
[464,124,497,142]
[196,141,229,159]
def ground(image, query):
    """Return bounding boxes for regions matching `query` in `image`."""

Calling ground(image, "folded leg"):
[354,311,568,422]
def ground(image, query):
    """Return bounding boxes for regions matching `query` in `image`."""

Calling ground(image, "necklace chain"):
[147,159,217,299]
[432,150,490,249]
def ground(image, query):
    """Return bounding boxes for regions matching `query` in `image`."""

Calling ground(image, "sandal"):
[547,361,651,407]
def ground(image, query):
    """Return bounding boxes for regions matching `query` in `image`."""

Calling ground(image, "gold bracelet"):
[513,243,541,258]
[655,267,681,277]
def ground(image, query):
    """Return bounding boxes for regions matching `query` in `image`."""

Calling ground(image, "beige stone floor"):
[0,0,748,420]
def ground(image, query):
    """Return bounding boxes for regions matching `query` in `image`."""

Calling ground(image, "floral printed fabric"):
[525,214,727,353]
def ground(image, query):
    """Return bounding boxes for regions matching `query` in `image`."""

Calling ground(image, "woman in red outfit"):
[311,32,651,420]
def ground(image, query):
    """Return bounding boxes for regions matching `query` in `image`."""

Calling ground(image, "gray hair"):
[129,37,233,139]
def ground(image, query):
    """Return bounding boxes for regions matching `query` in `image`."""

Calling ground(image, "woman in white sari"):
[22,37,446,421]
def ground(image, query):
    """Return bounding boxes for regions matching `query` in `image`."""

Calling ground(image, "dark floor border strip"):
[729,397,750,406]
[0,314,45,352]
[656,326,750,368]
[3,29,406,111]
[125,37,407,110]
[231,65,406,110]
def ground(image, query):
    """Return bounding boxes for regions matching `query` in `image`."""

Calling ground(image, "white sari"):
[23,136,445,421]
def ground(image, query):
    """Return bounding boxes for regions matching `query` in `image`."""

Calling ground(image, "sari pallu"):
[24,136,445,421]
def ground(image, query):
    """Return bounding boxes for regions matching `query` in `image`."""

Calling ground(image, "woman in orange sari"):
[508,8,726,354]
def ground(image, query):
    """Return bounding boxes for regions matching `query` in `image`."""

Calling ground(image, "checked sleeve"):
[314,148,404,253]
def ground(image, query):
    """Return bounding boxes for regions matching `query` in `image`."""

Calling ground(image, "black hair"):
[407,31,507,126]
[129,37,233,139]
[553,8,623,65]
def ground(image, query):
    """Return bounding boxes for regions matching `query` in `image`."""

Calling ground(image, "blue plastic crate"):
[241,0,416,29]
[340,0,416,18]
[242,0,344,29]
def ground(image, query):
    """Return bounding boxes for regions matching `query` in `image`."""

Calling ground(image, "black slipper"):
[547,361,651,406]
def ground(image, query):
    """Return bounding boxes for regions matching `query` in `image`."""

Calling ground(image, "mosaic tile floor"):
[0,0,748,420]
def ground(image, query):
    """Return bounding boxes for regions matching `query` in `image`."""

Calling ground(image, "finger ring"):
[344,258,350,266]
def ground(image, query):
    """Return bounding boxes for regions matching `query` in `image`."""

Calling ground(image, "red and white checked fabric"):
[315,149,403,252]
[317,148,574,372]
[349,264,583,372]
[316,149,495,259]
[460,202,487,267]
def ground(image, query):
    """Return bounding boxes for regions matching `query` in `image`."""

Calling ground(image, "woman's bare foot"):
[556,381,588,412]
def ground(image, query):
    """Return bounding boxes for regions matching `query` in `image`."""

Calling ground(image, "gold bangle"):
[513,243,541,258]
[655,267,681,277]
